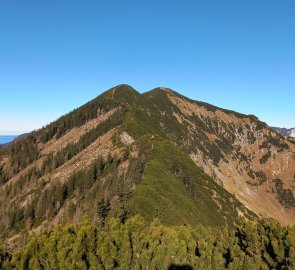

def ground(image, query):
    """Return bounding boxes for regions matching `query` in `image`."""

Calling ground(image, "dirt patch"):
[120,132,135,146]
[205,132,218,142]
[47,128,122,184]
[167,92,251,126]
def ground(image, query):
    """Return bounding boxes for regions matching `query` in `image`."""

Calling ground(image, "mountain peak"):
[1,84,295,245]
[100,84,141,103]
[143,87,176,100]
[110,84,139,95]
[113,84,136,91]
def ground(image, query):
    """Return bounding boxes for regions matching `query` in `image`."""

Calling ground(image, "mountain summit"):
[1,85,295,241]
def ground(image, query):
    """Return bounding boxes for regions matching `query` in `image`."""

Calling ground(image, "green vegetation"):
[41,108,125,172]
[1,85,295,270]
[275,179,295,208]
[4,108,125,196]
[0,132,252,240]
[0,151,138,236]
[247,170,268,187]
[2,216,295,270]
[125,136,248,227]
[0,85,129,183]
[2,157,103,232]
[0,134,39,181]
[260,151,272,164]
[259,137,289,152]
[255,120,268,131]
[39,86,124,143]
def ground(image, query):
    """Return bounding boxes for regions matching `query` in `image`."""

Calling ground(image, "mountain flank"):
[0,85,295,246]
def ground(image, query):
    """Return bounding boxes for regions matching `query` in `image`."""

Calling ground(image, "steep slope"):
[1,84,295,246]
[143,88,295,224]
[0,85,254,245]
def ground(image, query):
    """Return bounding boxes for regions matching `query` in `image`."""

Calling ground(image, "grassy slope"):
[126,137,233,226]
[108,87,255,226]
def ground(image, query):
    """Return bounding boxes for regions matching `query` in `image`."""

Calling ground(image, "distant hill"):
[272,127,295,137]
[1,84,295,246]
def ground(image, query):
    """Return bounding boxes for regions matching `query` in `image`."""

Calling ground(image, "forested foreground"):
[1,216,295,270]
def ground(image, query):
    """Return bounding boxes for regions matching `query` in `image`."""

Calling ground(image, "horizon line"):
[0,131,30,136]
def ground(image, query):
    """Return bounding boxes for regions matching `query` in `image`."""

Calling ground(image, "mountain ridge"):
[1,85,295,246]
[272,127,295,138]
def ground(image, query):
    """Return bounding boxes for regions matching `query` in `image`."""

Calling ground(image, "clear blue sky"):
[0,0,294,135]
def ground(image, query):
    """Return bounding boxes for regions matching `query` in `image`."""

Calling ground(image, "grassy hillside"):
[125,136,250,226]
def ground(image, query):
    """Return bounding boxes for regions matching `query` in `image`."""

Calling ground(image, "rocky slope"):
[0,85,295,245]
[144,88,295,224]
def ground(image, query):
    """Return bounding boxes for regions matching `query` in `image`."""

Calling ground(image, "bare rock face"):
[120,132,135,146]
